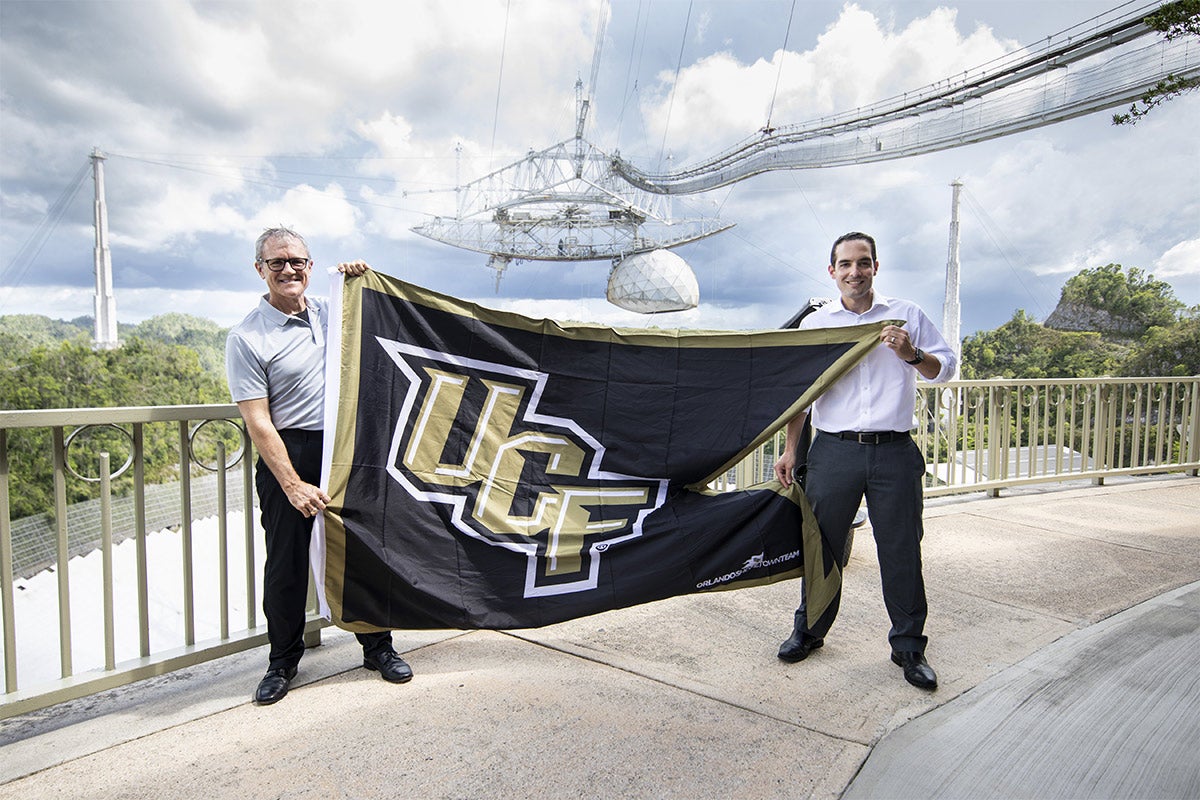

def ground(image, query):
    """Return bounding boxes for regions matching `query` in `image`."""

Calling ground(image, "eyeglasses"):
[260,257,312,272]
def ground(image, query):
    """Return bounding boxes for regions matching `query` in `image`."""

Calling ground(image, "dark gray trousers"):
[795,431,929,653]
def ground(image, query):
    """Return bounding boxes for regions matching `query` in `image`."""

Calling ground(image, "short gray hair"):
[254,226,310,262]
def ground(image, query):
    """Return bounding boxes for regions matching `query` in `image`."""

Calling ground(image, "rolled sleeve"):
[910,309,958,384]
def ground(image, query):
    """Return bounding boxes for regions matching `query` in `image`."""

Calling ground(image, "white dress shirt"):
[800,292,957,433]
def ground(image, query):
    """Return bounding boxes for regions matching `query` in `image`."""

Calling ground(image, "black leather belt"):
[277,428,323,443]
[825,430,909,445]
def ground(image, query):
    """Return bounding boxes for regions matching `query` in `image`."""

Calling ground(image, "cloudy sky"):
[1,0,1197,337]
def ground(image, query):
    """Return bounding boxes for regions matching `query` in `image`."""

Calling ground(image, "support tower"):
[91,148,119,350]
[943,180,963,379]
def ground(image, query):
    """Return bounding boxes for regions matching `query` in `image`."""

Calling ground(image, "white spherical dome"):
[606,249,700,314]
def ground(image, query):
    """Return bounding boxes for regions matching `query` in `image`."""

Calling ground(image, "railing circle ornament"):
[936,386,957,413]
[63,423,135,482]
[188,419,246,472]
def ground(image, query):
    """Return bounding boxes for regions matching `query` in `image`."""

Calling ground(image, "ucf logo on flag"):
[314,271,886,631]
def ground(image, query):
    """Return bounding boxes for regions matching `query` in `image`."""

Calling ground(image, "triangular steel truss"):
[413,132,732,264]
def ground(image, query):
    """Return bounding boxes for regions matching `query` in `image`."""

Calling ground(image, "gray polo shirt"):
[225,295,329,431]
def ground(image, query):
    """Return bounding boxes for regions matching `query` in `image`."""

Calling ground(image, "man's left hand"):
[337,260,371,277]
[880,324,917,362]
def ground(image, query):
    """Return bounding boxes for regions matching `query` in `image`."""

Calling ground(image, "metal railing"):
[727,376,1200,492]
[0,404,324,719]
[915,377,1200,495]
[3,376,1198,717]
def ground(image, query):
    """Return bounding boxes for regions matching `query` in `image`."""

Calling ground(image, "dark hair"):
[255,226,310,262]
[830,231,876,266]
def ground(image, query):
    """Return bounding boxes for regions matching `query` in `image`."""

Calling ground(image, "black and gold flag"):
[315,271,884,631]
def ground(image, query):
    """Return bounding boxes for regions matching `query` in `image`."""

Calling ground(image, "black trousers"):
[257,428,392,671]
[795,431,929,653]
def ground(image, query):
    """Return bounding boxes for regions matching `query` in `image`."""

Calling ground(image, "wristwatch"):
[905,348,925,365]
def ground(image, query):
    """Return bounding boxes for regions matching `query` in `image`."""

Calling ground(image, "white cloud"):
[695,10,713,45]
[249,184,362,242]
[1155,239,1200,280]
[170,4,274,113]
[108,165,250,251]
[648,3,1017,162]
[0,189,49,221]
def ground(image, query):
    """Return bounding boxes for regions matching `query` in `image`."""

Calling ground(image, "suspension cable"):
[0,159,91,305]
[656,0,693,170]
[961,186,1051,319]
[614,0,647,149]
[489,0,513,168]
[763,0,798,133]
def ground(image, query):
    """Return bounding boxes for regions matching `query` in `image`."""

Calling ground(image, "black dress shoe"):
[254,666,298,705]
[778,630,824,663]
[891,650,938,690]
[363,650,414,683]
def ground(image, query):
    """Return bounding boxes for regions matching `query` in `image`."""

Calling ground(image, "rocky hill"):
[1044,300,1147,336]
[1042,263,1182,337]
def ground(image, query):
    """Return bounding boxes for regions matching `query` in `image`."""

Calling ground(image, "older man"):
[773,231,957,690]
[226,226,412,705]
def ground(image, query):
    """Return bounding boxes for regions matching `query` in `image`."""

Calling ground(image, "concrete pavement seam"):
[941,585,1082,625]
[497,629,876,747]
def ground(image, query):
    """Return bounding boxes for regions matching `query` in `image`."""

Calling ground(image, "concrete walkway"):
[844,580,1200,799]
[1,474,1197,799]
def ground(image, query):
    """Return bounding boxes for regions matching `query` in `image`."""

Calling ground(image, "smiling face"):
[255,234,312,314]
[828,238,878,313]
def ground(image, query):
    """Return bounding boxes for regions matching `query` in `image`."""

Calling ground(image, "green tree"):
[130,313,229,373]
[0,315,90,357]
[0,332,232,518]
[961,310,1118,379]
[1057,263,1183,333]
[1120,310,1200,376]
